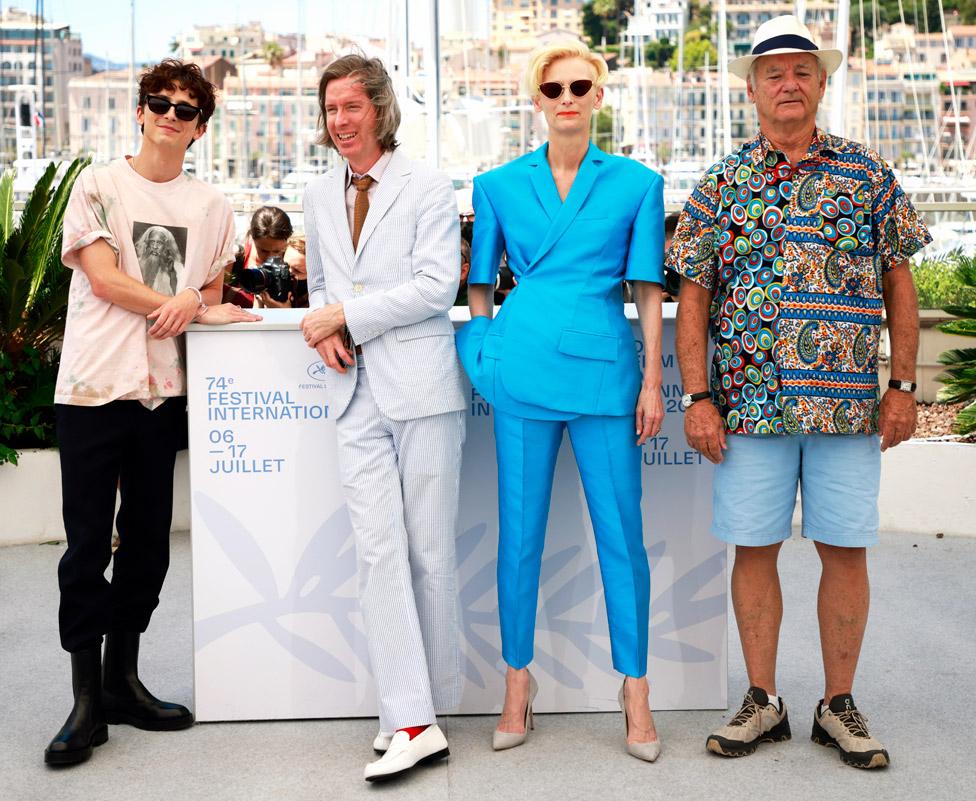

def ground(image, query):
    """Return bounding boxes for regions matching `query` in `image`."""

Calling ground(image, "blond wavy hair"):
[522,39,609,99]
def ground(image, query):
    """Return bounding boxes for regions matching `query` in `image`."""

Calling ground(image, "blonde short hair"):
[522,39,609,99]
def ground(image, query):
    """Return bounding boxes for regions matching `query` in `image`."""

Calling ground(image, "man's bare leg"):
[814,542,869,701]
[732,542,785,694]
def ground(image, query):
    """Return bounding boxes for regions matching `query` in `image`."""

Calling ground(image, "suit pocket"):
[557,329,618,362]
[483,333,505,360]
[394,316,454,341]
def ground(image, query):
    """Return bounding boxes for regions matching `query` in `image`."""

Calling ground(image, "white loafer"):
[373,731,394,753]
[363,724,449,782]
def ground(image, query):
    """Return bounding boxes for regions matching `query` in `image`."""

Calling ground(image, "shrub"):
[0,347,59,465]
[0,158,89,465]
[913,252,976,309]
[936,253,976,435]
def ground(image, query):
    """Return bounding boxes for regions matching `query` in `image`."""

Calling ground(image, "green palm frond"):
[937,348,976,366]
[26,158,88,309]
[1,157,89,464]
[0,170,14,247]
[956,258,976,289]
[942,304,976,320]
[936,365,976,396]
[955,400,976,435]
[935,256,976,429]
[0,156,89,354]
[6,162,58,258]
[938,318,976,337]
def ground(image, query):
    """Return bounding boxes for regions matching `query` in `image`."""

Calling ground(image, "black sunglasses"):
[145,94,202,122]
[538,79,593,100]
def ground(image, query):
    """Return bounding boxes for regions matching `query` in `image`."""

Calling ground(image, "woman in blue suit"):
[456,40,666,761]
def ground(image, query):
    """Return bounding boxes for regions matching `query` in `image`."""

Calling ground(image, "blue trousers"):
[493,408,650,677]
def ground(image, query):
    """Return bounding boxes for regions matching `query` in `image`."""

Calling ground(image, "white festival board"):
[186,308,726,722]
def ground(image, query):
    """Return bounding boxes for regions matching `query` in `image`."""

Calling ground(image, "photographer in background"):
[257,234,309,309]
[224,206,293,307]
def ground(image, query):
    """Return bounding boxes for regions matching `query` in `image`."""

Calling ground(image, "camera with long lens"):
[240,255,291,302]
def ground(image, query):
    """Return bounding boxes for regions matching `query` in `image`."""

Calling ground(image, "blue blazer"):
[456,142,665,419]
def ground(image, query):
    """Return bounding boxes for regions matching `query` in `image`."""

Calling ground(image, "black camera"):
[240,255,291,301]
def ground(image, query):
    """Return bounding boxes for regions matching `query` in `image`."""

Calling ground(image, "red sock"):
[397,725,430,740]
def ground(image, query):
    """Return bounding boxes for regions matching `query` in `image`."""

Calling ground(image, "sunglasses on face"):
[538,79,594,100]
[145,95,202,122]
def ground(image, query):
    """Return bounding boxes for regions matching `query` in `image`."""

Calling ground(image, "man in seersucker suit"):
[300,54,466,783]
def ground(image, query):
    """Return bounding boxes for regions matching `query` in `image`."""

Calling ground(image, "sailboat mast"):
[718,0,731,154]
[829,0,850,136]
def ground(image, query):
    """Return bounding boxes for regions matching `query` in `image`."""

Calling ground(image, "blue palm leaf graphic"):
[647,544,726,664]
[653,551,727,637]
[455,521,486,566]
[195,492,280,599]
[456,523,503,684]
[193,492,361,681]
[538,544,583,584]
[454,519,726,688]
[531,650,586,689]
[529,548,615,686]
[280,509,370,670]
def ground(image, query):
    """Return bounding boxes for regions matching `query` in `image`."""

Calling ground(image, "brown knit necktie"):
[351,175,374,251]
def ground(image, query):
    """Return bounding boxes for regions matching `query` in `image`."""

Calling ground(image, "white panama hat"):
[729,15,843,81]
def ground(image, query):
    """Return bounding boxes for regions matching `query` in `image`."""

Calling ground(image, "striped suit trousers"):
[335,362,465,730]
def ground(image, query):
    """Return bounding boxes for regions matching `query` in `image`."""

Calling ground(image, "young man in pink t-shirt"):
[45,60,259,766]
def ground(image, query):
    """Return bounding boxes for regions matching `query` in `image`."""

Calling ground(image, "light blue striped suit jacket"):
[304,147,466,421]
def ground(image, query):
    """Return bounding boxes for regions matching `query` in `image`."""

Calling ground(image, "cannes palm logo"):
[192,492,726,688]
[306,360,329,383]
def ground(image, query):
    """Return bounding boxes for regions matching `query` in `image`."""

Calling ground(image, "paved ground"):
[1,530,973,801]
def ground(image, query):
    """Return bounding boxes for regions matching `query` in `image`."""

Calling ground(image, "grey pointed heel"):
[618,680,661,762]
[492,670,538,751]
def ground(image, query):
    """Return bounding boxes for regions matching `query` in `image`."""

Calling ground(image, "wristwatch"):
[888,379,917,393]
[680,391,712,410]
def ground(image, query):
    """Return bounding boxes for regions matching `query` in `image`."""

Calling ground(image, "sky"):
[34,1,487,64]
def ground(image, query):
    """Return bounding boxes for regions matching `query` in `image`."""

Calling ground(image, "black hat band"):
[752,34,818,56]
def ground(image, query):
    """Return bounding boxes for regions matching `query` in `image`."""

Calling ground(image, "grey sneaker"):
[812,694,890,769]
[706,686,791,757]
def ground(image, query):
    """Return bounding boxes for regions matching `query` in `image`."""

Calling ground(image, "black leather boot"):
[102,632,194,731]
[44,645,109,765]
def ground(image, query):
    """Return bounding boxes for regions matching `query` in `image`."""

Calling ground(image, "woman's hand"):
[197,303,263,325]
[635,384,664,445]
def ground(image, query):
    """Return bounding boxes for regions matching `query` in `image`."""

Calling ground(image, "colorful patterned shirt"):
[667,129,931,435]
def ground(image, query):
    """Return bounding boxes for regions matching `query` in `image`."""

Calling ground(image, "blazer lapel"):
[527,143,561,222]
[322,166,355,271]
[355,149,411,260]
[527,142,604,271]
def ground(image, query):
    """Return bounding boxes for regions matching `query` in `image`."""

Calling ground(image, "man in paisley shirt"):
[669,16,928,769]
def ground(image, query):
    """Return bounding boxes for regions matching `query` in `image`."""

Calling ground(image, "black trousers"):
[55,399,187,653]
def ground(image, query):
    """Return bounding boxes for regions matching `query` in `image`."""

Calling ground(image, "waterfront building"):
[175,22,266,64]
[625,1,687,45]
[0,7,85,160]
[490,0,585,51]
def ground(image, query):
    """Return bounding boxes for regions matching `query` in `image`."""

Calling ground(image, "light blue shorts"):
[712,434,881,548]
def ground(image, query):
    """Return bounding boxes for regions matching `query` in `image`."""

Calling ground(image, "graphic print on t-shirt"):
[132,221,188,296]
